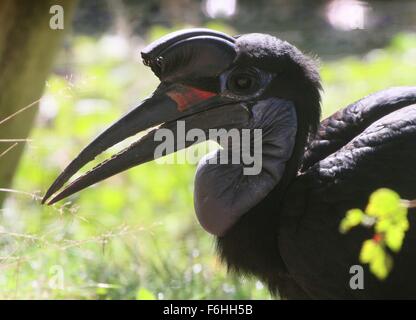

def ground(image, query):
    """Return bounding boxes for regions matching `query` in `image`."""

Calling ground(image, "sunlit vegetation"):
[340,188,415,280]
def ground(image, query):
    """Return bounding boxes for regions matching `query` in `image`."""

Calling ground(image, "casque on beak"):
[42,29,251,205]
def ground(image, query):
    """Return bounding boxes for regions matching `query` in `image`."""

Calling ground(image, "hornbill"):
[42,29,416,299]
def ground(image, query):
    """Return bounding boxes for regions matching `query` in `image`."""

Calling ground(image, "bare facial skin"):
[194,98,297,236]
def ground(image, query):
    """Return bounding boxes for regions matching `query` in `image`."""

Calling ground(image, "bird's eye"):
[234,76,252,89]
[226,69,260,95]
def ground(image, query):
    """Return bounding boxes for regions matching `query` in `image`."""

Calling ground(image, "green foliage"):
[136,287,156,300]
[320,32,416,117]
[360,239,393,280]
[339,209,363,233]
[1,28,415,298]
[340,189,411,280]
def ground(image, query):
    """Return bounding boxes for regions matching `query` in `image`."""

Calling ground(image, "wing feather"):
[302,87,416,171]
[280,103,416,298]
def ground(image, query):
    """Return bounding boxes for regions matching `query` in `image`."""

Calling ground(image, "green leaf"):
[340,209,364,233]
[375,218,393,233]
[385,227,405,252]
[96,286,108,296]
[360,239,379,263]
[136,288,156,300]
[366,188,402,218]
[397,216,410,231]
[369,249,393,280]
[360,239,393,280]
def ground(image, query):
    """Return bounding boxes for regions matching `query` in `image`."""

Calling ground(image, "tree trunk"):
[0,0,77,206]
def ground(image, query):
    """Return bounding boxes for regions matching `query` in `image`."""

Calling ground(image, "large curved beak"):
[42,83,249,205]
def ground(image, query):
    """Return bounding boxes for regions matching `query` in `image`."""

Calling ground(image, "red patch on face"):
[166,85,216,111]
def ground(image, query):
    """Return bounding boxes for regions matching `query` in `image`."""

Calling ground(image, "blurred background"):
[0,0,415,299]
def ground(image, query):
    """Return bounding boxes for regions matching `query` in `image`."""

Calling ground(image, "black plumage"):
[218,86,416,299]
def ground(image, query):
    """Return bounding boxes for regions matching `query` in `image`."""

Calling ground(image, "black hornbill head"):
[42,29,321,236]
